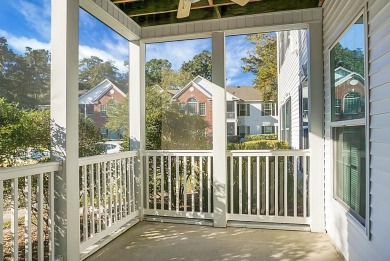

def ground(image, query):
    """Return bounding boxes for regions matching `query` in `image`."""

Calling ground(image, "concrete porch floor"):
[86,222,343,261]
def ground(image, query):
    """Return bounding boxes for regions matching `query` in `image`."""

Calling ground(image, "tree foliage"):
[0,37,51,108]
[145,59,172,87]
[180,50,212,80]
[242,33,277,102]
[79,56,126,90]
[332,43,364,77]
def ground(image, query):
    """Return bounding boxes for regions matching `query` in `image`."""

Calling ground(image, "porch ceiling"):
[110,0,324,27]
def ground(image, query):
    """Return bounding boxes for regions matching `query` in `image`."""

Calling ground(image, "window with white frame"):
[238,104,250,116]
[187,98,198,115]
[239,125,250,138]
[179,103,186,113]
[227,122,235,136]
[262,126,274,134]
[330,14,367,224]
[199,102,206,116]
[100,104,107,117]
[263,103,273,116]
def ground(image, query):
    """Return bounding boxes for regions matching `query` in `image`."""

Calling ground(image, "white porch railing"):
[227,150,310,225]
[78,151,139,253]
[0,162,60,261]
[143,150,213,219]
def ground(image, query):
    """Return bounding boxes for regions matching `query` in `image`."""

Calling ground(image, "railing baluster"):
[91,164,95,236]
[103,161,107,229]
[132,157,135,213]
[248,156,251,215]
[239,156,242,215]
[49,171,55,260]
[230,156,233,214]
[191,156,195,213]
[38,173,44,261]
[119,159,123,220]
[266,156,269,216]
[25,176,32,260]
[109,161,113,226]
[97,163,101,233]
[256,156,260,216]
[294,156,298,217]
[184,156,187,213]
[303,156,307,218]
[114,160,118,222]
[200,156,203,213]
[275,156,279,217]
[0,180,3,261]
[160,155,164,210]
[83,165,88,239]
[127,157,131,215]
[176,156,180,211]
[284,156,288,216]
[168,156,172,211]
[11,178,18,261]
[208,156,211,213]
[153,156,157,210]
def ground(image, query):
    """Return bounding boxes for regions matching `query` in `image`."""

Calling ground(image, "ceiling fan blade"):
[177,0,192,18]
[231,0,250,6]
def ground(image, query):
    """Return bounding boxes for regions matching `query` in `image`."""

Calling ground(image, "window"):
[280,99,291,146]
[238,104,250,116]
[108,99,117,111]
[227,101,235,119]
[343,92,361,115]
[100,104,107,117]
[263,103,273,116]
[239,125,250,138]
[100,127,107,138]
[187,98,198,115]
[227,122,235,136]
[199,103,206,116]
[179,103,186,113]
[331,14,366,224]
[262,126,275,134]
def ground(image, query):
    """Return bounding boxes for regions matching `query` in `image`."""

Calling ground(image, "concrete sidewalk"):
[86,222,343,261]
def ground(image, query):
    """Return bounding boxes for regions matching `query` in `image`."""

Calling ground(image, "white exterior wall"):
[277,30,308,149]
[238,102,278,135]
[323,0,390,260]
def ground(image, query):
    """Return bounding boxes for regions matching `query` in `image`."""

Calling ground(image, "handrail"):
[228,149,310,157]
[0,161,61,180]
[79,151,138,165]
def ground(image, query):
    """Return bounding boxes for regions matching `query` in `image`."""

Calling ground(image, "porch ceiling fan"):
[177,0,250,18]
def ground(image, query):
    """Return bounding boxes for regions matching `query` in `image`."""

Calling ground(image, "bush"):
[228,140,289,150]
[245,134,277,141]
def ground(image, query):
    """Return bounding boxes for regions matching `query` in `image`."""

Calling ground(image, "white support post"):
[129,40,146,219]
[212,31,227,227]
[308,21,325,232]
[50,0,80,260]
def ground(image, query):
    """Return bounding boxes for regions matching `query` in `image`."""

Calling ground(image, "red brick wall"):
[92,87,126,130]
[175,84,213,134]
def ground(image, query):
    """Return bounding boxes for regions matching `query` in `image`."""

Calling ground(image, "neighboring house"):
[277,29,309,149]
[78,79,126,140]
[171,76,278,138]
[227,86,278,138]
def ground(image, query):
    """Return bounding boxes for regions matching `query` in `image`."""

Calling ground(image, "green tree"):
[106,96,129,135]
[180,50,212,80]
[79,56,123,90]
[333,43,364,77]
[145,59,172,87]
[242,33,277,102]
[160,67,192,90]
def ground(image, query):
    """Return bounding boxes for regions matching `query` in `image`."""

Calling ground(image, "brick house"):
[78,79,126,140]
[171,76,278,138]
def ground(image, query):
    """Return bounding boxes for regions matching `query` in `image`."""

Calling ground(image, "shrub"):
[245,134,277,141]
[228,140,289,150]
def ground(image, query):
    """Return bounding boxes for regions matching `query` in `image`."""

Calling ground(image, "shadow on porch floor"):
[86,222,342,261]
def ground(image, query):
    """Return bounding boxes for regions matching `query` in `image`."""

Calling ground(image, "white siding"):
[277,30,308,149]
[323,0,390,260]
[237,102,278,135]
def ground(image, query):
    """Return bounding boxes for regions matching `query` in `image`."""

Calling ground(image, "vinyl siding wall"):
[323,0,390,260]
[278,30,307,149]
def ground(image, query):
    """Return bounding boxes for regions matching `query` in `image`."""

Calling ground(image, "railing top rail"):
[143,150,213,156]
[228,149,311,157]
[79,151,138,166]
[0,161,61,180]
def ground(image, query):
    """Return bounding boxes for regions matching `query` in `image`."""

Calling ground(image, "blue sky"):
[0,0,255,86]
